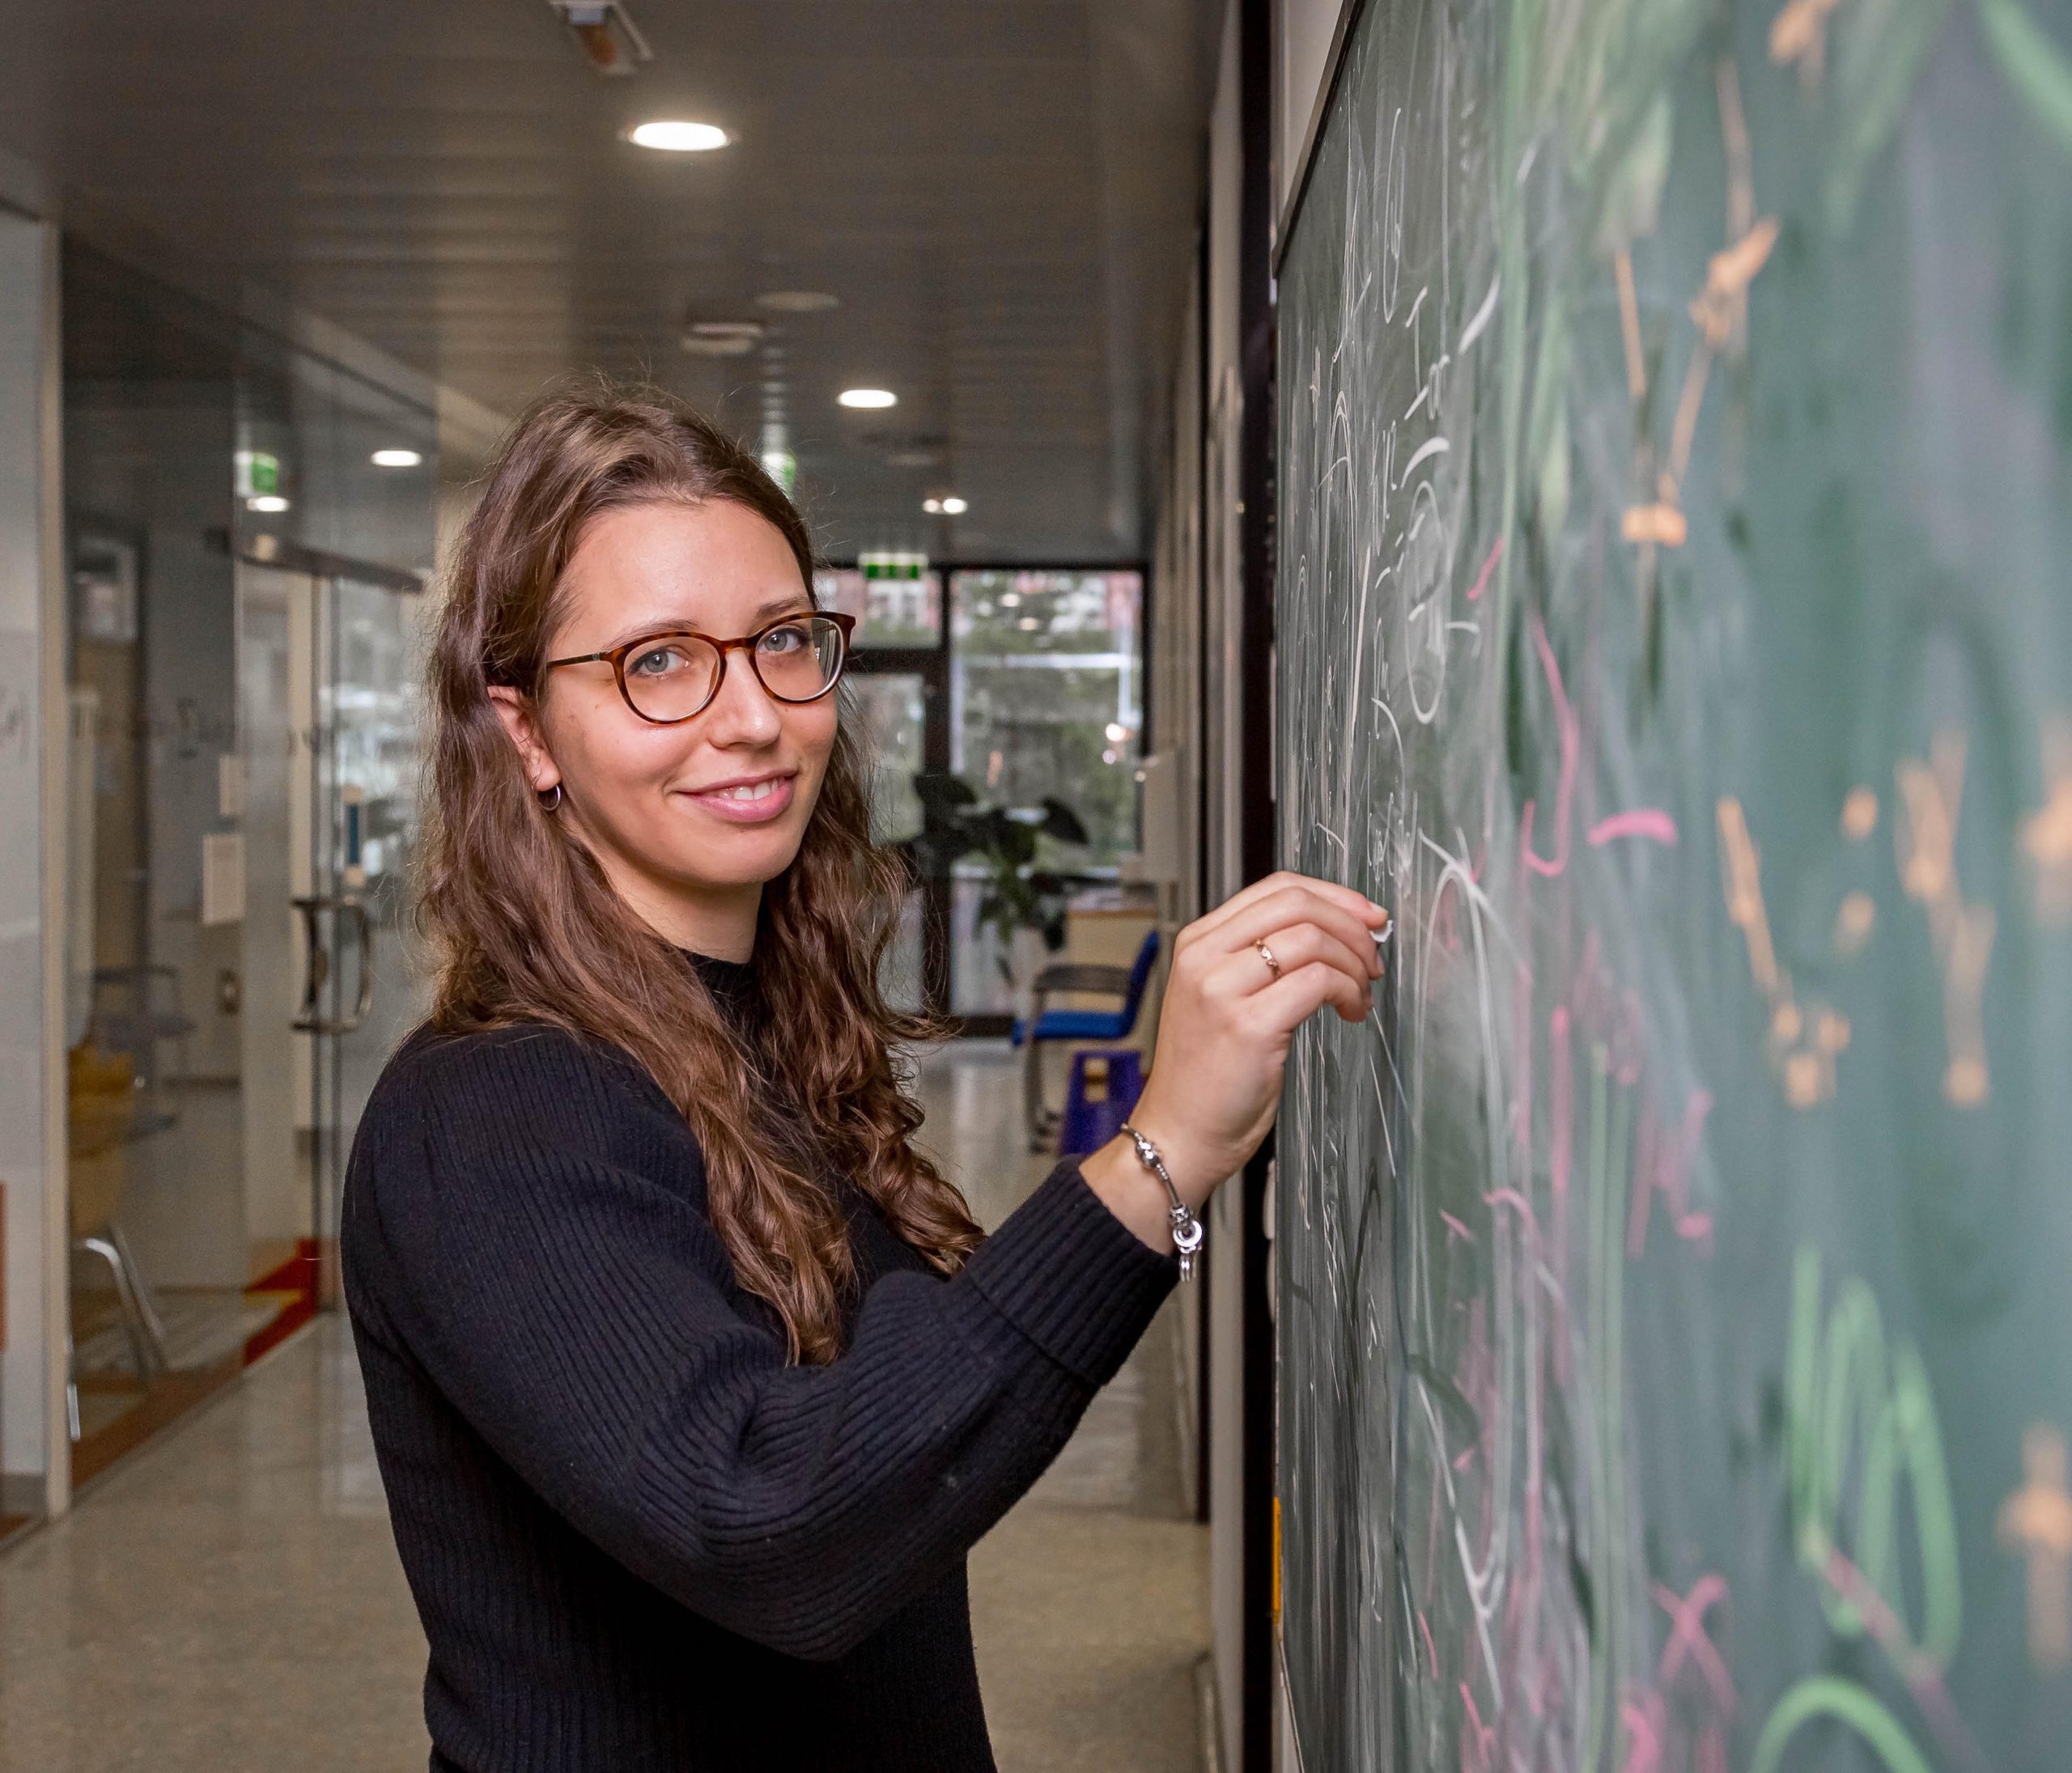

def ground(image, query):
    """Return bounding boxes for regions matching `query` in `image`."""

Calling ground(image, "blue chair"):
[1010,928,1161,1150]
[1054,1049,1146,1158]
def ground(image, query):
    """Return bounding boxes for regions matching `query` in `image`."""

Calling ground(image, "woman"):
[343,383,1387,1772]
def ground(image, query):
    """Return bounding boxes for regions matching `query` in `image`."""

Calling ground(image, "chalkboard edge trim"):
[1274,0,1373,280]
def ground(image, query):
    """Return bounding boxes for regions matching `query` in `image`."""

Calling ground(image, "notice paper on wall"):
[201,831,245,927]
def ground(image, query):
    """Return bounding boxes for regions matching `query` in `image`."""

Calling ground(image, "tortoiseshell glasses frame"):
[541,610,856,725]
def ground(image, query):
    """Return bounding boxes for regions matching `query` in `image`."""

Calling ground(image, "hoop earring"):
[538,783,563,812]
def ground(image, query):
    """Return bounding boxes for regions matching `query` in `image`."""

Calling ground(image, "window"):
[948,570,1143,1014]
[814,566,942,649]
[949,570,1142,861]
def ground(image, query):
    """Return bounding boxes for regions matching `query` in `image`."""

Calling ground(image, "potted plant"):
[906,773,1093,1007]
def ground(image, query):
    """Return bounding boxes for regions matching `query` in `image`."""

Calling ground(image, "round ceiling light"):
[757,290,840,313]
[838,388,898,410]
[939,495,968,515]
[247,494,291,515]
[628,120,729,152]
[680,320,766,358]
[371,448,422,469]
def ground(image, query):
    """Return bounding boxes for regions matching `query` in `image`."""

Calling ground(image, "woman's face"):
[490,498,837,954]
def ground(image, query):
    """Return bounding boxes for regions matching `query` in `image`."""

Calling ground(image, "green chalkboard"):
[1272,0,2072,1767]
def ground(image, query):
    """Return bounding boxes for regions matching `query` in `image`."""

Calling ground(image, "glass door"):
[819,566,953,1016]
[845,672,932,1012]
[304,575,430,1302]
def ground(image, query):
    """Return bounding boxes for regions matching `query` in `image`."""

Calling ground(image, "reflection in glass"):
[55,239,437,1485]
[949,570,1143,860]
[843,674,928,1012]
[62,242,250,1473]
[947,571,1143,1015]
[816,567,943,648]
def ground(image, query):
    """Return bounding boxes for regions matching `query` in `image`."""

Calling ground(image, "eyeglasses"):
[542,611,855,725]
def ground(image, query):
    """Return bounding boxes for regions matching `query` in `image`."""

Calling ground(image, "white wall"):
[0,208,66,1517]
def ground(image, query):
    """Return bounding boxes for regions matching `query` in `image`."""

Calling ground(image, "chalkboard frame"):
[1274,0,1369,277]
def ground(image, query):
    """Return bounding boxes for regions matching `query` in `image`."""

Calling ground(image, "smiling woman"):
[339,380,1386,1772]
[492,498,859,955]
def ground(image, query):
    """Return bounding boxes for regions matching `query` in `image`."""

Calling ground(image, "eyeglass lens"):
[621,616,847,721]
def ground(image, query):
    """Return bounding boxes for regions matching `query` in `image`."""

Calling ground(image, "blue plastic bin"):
[1054,1047,1146,1157]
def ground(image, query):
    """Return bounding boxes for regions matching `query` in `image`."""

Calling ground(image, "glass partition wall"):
[948,570,1144,1018]
[818,564,1145,1029]
[58,241,435,1482]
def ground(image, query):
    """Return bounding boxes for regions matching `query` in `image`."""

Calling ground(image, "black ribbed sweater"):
[342,954,1177,1772]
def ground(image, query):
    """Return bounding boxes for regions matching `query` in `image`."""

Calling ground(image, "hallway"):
[0,1041,1209,1772]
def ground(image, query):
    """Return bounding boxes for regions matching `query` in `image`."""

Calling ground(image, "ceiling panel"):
[0,0,1221,562]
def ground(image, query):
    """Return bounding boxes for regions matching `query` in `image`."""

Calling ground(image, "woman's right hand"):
[1081,872,1388,1248]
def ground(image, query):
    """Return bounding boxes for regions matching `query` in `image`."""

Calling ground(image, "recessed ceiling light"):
[757,290,840,313]
[628,120,728,152]
[939,495,968,515]
[923,498,944,515]
[247,494,291,514]
[838,388,897,410]
[680,320,766,357]
[371,448,422,469]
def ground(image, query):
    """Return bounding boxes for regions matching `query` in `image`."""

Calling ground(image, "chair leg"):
[106,1222,171,1356]
[1024,1037,1049,1152]
[76,1234,168,1380]
[66,1326,81,1443]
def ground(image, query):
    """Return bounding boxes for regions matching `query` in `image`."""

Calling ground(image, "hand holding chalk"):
[1081,870,1388,1250]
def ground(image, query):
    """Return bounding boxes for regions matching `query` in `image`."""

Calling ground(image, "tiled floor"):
[0,1039,1208,1771]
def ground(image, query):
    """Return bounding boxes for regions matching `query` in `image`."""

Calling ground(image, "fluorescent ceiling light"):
[371,448,422,469]
[247,494,291,515]
[629,120,728,152]
[681,319,765,357]
[838,388,897,410]
[757,290,840,313]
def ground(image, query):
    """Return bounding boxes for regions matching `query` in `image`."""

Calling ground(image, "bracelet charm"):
[1118,1122,1204,1281]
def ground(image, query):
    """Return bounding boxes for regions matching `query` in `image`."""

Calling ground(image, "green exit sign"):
[859,550,928,581]
[235,450,282,498]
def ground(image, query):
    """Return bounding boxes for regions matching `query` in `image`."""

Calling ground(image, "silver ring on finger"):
[1254,938,1281,981]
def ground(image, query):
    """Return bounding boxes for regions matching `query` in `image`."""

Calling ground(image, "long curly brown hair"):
[420,380,982,1363]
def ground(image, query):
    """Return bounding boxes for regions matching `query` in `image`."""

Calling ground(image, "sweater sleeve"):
[348,1030,1177,1662]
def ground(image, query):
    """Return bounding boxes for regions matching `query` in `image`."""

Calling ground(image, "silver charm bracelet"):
[1117,1122,1204,1280]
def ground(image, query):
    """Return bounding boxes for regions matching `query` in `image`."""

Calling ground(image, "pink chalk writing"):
[1589,808,1679,847]
[1627,1090,1716,1258]
[1522,618,1580,878]
[1652,1575,1738,1716]
[1465,535,1505,602]
[1621,1691,1665,1773]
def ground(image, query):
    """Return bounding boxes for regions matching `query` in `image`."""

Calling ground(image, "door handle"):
[292,895,375,1034]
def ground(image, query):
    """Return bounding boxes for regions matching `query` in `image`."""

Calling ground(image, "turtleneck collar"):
[683,948,758,1028]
